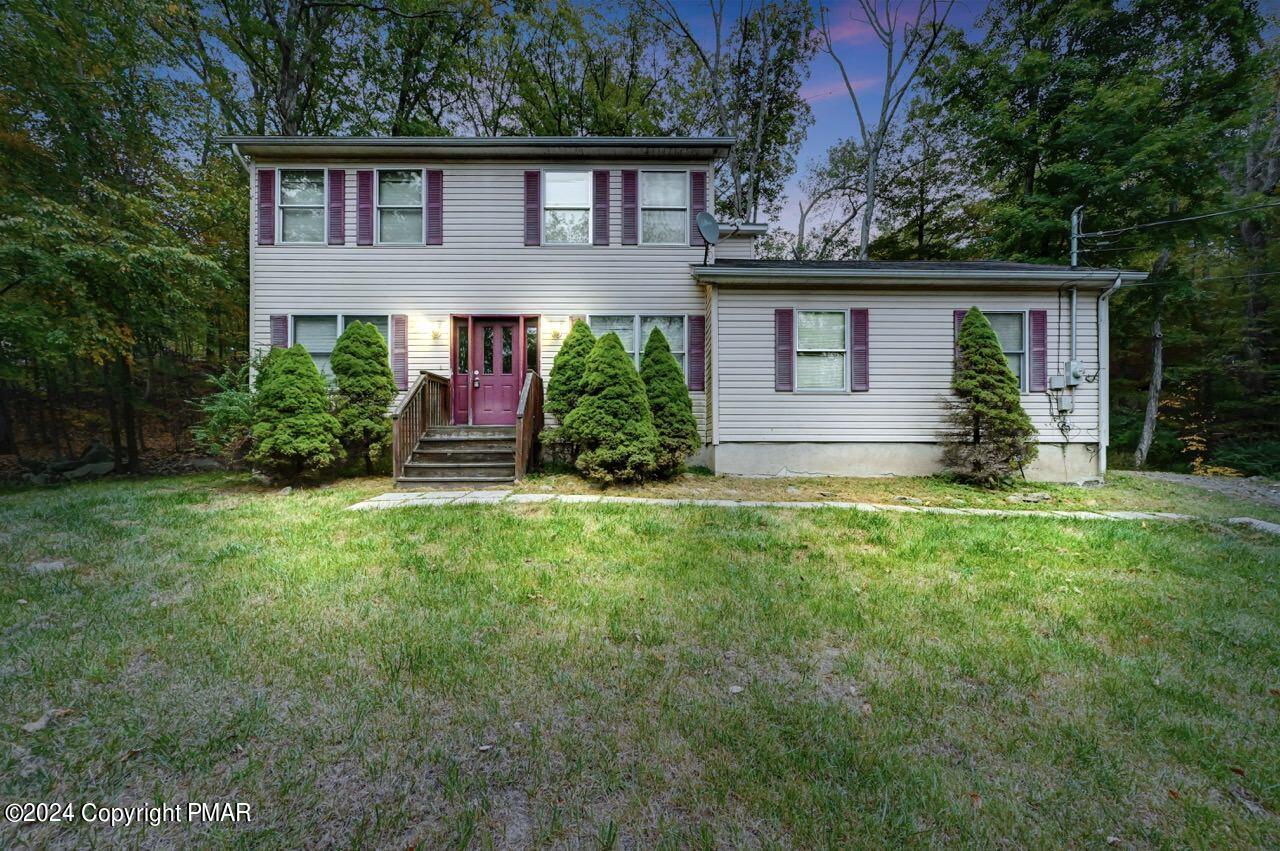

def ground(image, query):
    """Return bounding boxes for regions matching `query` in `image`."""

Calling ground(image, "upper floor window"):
[279,169,325,243]
[796,311,847,391]
[544,172,591,244]
[588,314,687,373]
[640,171,687,244]
[377,169,423,244]
[983,312,1025,388]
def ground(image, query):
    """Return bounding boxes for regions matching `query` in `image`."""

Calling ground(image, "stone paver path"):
[347,489,1200,523]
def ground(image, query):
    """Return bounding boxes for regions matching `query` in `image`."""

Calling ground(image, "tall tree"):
[926,0,1265,470]
[819,0,955,259]
[871,95,973,260]
[646,0,816,222]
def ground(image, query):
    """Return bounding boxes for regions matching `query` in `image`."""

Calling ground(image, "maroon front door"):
[470,318,520,425]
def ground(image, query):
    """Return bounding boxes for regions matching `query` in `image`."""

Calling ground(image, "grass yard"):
[2,473,1279,848]
[516,470,1280,524]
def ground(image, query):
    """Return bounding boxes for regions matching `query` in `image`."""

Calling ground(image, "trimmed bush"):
[331,320,397,472]
[940,307,1038,485]
[561,332,658,484]
[247,344,342,481]
[640,327,699,477]
[544,319,595,419]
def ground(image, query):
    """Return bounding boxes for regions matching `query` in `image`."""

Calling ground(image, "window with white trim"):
[795,310,847,390]
[983,311,1025,388]
[543,171,591,244]
[587,314,687,373]
[639,171,687,244]
[278,169,325,243]
[376,169,423,244]
[292,314,390,379]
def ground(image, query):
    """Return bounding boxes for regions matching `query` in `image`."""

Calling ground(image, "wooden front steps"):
[396,425,517,487]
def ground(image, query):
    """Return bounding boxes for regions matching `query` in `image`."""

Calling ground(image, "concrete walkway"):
[347,489,1199,523]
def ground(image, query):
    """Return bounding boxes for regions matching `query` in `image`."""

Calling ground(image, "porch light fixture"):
[429,318,445,341]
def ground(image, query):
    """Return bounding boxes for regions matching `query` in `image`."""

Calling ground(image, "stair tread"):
[404,461,515,469]
[397,476,514,484]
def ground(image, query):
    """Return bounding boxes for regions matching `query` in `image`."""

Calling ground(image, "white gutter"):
[692,266,1148,285]
[1097,273,1127,478]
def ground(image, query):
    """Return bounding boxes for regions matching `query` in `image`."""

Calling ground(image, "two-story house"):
[222,136,1146,485]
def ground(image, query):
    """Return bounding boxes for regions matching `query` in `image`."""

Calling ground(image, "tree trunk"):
[118,359,141,474]
[0,381,14,454]
[1133,248,1173,469]
[859,141,879,260]
[103,363,123,472]
[1133,287,1165,469]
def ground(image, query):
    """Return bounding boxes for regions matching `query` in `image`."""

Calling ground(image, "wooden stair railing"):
[514,370,544,480]
[390,371,451,480]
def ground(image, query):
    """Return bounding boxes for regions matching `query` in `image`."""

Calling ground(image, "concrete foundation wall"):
[709,442,1101,483]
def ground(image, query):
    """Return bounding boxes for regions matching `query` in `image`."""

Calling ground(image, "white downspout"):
[1096,274,1125,478]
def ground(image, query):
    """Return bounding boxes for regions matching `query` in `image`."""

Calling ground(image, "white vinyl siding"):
[250,160,712,435]
[543,171,591,244]
[278,169,325,244]
[713,288,1099,444]
[795,311,847,391]
[640,171,687,245]
[376,169,424,244]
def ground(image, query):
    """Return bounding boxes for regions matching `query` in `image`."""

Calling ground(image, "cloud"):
[800,76,879,103]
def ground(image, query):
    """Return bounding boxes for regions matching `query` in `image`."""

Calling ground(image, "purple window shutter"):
[592,170,610,246]
[953,309,967,361]
[426,169,443,245]
[621,170,638,245]
[774,309,794,392]
[257,169,275,246]
[269,315,289,348]
[1029,309,1048,392]
[687,315,706,391]
[391,314,408,390]
[327,169,345,245]
[850,308,869,392]
[356,170,374,245]
[689,170,708,246]
[523,170,541,246]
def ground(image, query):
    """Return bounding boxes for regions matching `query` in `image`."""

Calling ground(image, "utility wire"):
[1079,200,1280,239]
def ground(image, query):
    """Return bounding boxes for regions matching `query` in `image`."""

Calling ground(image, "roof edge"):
[691,264,1148,287]
[219,135,736,159]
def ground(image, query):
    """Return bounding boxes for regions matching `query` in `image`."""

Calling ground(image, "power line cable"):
[1079,200,1280,239]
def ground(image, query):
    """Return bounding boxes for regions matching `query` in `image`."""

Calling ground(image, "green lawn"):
[2,474,1278,847]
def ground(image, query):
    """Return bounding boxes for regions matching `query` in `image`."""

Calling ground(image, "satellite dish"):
[696,211,721,246]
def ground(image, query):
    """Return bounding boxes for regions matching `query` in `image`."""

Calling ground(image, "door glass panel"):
[502,326,513,374]
[456,321,468,373]
[483,326,494,374]
[525,320,538,372]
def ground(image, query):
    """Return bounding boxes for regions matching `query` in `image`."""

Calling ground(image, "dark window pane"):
[483,326,494,374]
[456,322,468,373]
[525,321,538,372]
[502,326,513,374]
